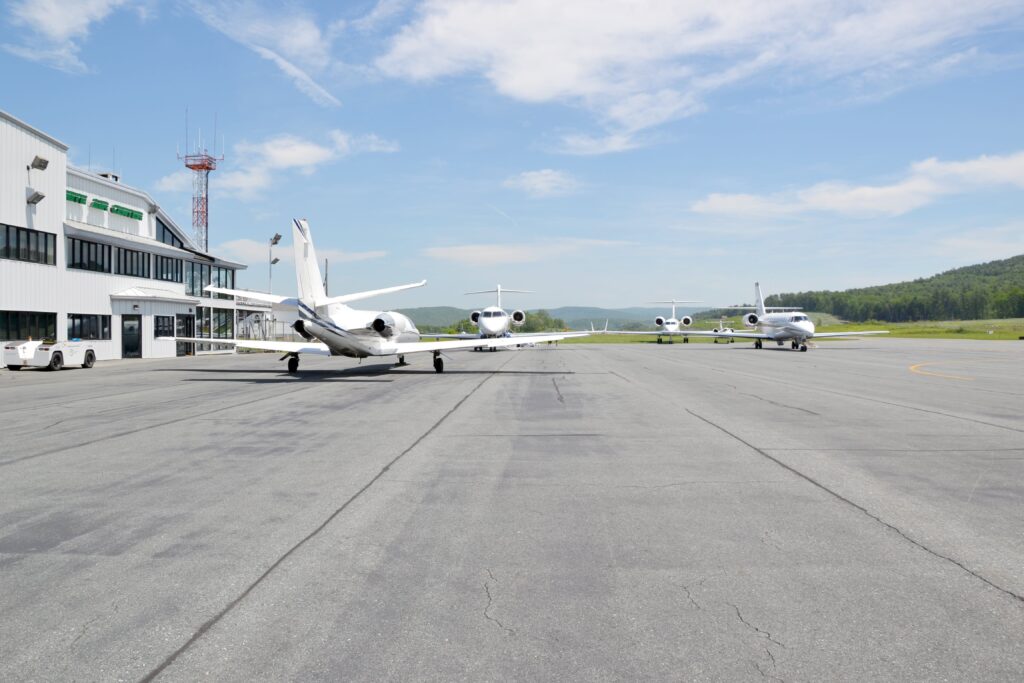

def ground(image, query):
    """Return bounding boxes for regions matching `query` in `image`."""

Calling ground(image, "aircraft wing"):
[158,337,331,356]
[204,286,298,306]
[812,331,890,338]
[387,331,588,355]
[684,330,772,339]
[422,332,481,340]
[315,280,427,307]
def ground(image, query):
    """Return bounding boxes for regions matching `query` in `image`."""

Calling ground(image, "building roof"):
[1,109,69,150]
[111,286,199,305]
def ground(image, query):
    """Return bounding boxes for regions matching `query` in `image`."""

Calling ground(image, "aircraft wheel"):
[287,356,299,373]
[683,337,689,344]
[490,346,497,352]
[657,337,662,344]
[82,351,95,369]
[396,354,407,366]
[800,344,808,352]
[433,355,444,373]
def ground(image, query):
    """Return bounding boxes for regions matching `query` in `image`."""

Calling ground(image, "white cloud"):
[213,238,387,267]
[423,238,625,265]
[376,1,1023,152]
[692,150,1024,217]
[217,129,399,198]
[154,170,193,193]
[558,133,642,156]
[189,1,342,107]
[503,170,581,198]
[3,0,131,72]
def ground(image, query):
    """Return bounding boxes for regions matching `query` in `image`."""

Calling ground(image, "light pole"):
[268,232,281,338]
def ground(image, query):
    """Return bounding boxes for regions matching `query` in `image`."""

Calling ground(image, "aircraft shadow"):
[156,367,575,380]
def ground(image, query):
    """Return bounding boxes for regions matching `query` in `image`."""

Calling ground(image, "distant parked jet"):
[603,299,703,343]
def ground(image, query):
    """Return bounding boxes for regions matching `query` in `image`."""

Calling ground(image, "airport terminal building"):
[1,110,262,360]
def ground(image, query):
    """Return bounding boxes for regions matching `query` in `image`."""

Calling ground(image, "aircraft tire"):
[287,356,299,373]
[800,344,808,352]
[433,356,444,373]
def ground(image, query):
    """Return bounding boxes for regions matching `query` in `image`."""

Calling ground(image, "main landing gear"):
[433,351,444,373]
[287,355,299,373]
[396,354,408,366]
[683,337,689,343]
[754,340,763,349]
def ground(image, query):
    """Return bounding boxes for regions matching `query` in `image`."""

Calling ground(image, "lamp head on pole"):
[271,257,280,265]
[270,233,282,246]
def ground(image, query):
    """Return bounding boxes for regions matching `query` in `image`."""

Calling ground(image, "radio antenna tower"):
[178,109,223,252]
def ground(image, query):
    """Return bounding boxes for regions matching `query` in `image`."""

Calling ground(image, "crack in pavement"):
[671,576,711,611]
[483,569,515,636]
[739,392,820,416]
[139,355,516,682]
[687,409,1024,606]
[729,603,786,650]
[551,378,565,404]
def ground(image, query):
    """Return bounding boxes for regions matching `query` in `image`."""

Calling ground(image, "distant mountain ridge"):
[766,254,1024,322]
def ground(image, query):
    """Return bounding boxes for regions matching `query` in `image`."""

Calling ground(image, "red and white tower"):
[179,146,221,252]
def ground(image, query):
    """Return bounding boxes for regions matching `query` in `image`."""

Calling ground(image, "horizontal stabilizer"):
[315,280,426,306]
[157,336,331,355]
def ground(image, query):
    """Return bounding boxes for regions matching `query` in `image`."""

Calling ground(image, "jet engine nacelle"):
[679,316,693,327]
[470,311,481,327]
[655,316,666,327]
[371,312,415,338]
[744,313,759,327]
[293,319,314,340]
[511,310,526,326]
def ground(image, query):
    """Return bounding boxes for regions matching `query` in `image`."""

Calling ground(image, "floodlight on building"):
[30,155,49,170]
[270,232,282,246]
[26,189,45,205]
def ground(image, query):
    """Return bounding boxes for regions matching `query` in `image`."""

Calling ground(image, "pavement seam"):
[686,408,1024,607]
[139,354,515,682]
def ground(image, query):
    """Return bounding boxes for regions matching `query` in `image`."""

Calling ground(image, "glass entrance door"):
[175,314,194,357]
[121,315,142,358]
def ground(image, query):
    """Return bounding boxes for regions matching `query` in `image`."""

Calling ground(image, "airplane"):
[165,219,587,373]
[709,318,736,344]
[690,282,889,351]
[426,285,533,350]
[602,300,703,343]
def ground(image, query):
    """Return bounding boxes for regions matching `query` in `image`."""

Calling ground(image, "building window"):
[154,255,183,282]
[1,310,57,341]
[66,236,112,273]
[156,218,184,249]
[212,266,235,299]
[187,261,214,296]
[114,246,151,279]
[154,315,175,338]
[212,308,233,339]
[2,225,56,266]
[68,314,112,341]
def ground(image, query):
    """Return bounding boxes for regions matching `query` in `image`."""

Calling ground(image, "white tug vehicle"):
[4,339,97,371]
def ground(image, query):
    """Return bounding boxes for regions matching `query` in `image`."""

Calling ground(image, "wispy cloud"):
[189,0,342,107]
[376,1,1024,153]
[213,238,387,268]
[931,223,1024,262]
[195,129,399,198]
[692,151,1024,217]
[423,238,626,265]
[503,169,581,198]
[154,170,192,193]
[3,0,133,72]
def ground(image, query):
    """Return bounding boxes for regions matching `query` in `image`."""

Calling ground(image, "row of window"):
[0,311,57,341]
[157,218,184,249]
[1,225,57,266]
[66,235,230,291]
[68,314,112,341]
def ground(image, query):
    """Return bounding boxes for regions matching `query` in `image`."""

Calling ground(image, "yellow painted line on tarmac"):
[908,362,974,381]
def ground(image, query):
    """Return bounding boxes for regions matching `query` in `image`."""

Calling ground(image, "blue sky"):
[3,0,1023,309]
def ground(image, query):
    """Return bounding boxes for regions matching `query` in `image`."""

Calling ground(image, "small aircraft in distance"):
[428,285,532,350]
[602,299,703,343]
[696,282,889,351]
[164,219,586,373]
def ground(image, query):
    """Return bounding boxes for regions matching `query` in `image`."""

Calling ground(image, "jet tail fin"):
[292,218,327,309]
[754,282,767,318]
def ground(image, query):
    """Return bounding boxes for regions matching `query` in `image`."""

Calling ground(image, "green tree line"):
[764,255,1024,322]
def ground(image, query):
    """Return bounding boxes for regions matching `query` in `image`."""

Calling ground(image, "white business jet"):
[695,282,888,351]
[172,219,585,373]
[604,300,703,343]
[428,285,532,349]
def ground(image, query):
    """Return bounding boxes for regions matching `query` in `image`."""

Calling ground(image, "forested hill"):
[766,255,1024,322]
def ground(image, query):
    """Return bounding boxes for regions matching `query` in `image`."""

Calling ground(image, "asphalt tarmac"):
[1,338,1022,681]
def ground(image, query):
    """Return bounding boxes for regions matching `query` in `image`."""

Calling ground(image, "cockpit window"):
[790,315,808,322]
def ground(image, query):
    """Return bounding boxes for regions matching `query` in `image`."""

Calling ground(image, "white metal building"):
[1,109,262,361]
